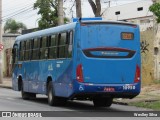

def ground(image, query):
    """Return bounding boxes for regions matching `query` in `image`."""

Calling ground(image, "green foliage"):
[149,3,160,23]
[34,0,68,30]
[4,19,27,33]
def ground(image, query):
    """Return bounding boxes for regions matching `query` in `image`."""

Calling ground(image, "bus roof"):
[16,20,138,42]
[81,20,138,26]
[16,22,77,42]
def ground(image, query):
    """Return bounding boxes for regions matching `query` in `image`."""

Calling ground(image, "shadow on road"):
[24,97,120,111]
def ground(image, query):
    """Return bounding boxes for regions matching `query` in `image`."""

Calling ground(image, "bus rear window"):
[121,32,134,40]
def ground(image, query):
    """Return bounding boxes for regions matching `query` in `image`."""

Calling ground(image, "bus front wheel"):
[93,97,113,107]
[21,82,30,100]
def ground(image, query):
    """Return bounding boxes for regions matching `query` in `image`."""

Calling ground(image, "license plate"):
[104,87,115,92]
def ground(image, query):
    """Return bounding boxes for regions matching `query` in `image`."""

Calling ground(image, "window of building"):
[115,11,120,15]
[154,47,159,55]
[137,7,143,11]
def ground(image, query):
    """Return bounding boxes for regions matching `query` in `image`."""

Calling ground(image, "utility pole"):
[0,0,2,84]
[58,0,64,25]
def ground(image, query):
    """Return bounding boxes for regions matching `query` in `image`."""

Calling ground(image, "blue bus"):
[12,19,141,107]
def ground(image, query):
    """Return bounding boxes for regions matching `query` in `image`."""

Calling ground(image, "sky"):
[2,0,143,29]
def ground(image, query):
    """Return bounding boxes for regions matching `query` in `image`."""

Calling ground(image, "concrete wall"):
[153,0,160,81]
[2,34,20,77]
[141,30,154,84]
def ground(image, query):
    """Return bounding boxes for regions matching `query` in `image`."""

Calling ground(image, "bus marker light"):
[76,64,84,83]
[134,65,140,83]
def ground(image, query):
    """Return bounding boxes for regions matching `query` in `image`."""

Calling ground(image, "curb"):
[0,85,12,89]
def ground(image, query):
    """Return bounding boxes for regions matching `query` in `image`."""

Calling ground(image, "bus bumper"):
[70,81,141,99]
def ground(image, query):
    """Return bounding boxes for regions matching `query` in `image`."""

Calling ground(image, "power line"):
[2,5,33,19]
[3,2,34,14]
[2,7,35,22]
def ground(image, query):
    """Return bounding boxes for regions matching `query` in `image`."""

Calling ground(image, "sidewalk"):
[0,77,12,89]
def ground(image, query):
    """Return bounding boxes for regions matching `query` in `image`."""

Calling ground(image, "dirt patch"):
[114,84,160,105]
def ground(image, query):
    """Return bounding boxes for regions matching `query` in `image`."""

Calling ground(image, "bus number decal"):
[56,64,60,68]
[48,64,53,71]
[123,85,136,90]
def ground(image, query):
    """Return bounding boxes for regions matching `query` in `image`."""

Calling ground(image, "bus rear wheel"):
[47,81,67,106]
[47,81,59,106]
[93,97,113,107]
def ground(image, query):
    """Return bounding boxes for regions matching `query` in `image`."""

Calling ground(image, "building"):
[102,0,153,31]
[2,34,20,77]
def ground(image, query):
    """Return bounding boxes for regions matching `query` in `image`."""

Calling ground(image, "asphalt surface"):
[0,88,152,111]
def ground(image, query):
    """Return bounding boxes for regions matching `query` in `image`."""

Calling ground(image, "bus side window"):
[40,36,48,59]
[30,39,34,60]
[48,35,57,59]
[19,42,23,61]
[12,44,18,65]
[25,40,30,61]
[68,31,73,58]
[58,33,67,58]
[32,38,39,60]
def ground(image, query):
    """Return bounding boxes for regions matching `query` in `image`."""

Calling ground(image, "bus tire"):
[21,82,30,100]
[47,81,58,106]
[93,97,113,107]
[29,93,36,99]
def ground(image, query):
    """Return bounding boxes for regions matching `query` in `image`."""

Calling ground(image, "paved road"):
[0,88,155,119]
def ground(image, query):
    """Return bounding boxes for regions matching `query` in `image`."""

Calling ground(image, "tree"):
[34,0,58,29]
[76,0,82,17]
[34,0,68,29]
[58,0,64,25]
[88,0,101,17]
[149,3,160,23]
[4,19,27,33]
